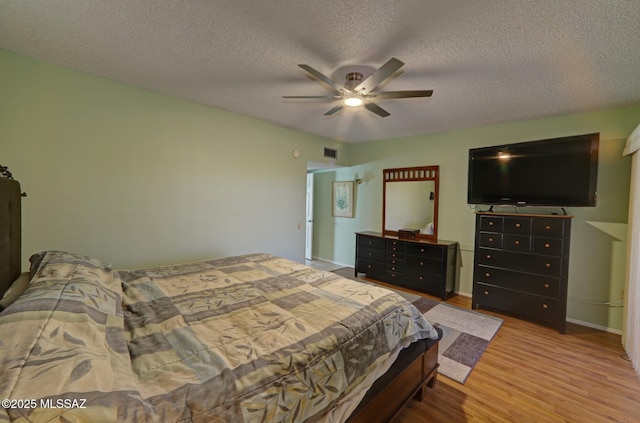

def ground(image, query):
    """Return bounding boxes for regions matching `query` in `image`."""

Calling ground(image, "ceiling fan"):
[283,58,433,117]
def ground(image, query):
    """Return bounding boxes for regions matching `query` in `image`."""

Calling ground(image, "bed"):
[0,177,441,423]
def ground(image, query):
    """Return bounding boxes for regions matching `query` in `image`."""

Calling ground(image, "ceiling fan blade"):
[354,57,405,95]
[369,90,433,99]
[324,105,344,116]
[364,102,390,117]
[298,64,351,95]
[282,95,341,99]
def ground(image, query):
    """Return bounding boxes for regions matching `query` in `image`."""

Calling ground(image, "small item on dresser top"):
[398,228,420,239]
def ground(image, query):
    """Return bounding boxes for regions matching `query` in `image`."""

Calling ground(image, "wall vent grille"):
[324,148,338,159]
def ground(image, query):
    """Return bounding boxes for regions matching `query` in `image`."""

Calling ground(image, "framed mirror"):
[383,166,439,241]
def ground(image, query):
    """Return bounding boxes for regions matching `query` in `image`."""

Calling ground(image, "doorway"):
[305,172,314,260]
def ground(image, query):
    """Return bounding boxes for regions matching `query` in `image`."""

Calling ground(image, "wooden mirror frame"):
[382,165,439,241]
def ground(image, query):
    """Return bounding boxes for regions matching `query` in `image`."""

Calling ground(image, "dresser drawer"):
[387,249,404,261]
[477,265,560,297]
[503,234,532,252]
[477,248,562,277]
[386,239,406,253]
[357,235,386,249]
[533,237,563,256]
[474,283,559,325]
[386,255,404,267]
[404,270,444,294]
[479,232,503,248]
[406,256,442,274]
[533,218,566,238]
[405,243,444,259]
[504,216,532,234]
[479,215,503,232]
[358,245,385,262]
[386,268,406,280]
[357,259,386,278]
[386,262,405,274]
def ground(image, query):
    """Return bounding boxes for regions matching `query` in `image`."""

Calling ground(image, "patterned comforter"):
[0,251,437,422]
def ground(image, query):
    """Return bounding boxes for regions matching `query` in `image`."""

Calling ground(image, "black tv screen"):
[467,133,599,207]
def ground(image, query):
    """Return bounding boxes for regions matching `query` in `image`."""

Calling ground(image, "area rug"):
[331,267,503,384]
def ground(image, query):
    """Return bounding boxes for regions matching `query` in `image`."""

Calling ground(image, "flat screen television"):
[467,133,599,207]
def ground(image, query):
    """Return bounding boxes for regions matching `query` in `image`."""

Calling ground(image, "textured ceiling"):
[2,0,640,143]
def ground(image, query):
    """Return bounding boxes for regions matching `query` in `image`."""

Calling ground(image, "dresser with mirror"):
[355,166,458,299]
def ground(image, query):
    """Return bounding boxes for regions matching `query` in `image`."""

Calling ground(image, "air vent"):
[324,148,338,159]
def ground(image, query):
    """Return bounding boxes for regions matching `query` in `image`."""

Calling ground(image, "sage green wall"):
[0,49,346,269]
[313,107,640,331]
[2,48,638,331]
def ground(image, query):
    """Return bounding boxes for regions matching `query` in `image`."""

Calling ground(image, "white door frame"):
[305,173,314,260]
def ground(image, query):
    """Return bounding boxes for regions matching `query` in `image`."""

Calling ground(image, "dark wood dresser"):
[472,212,572,333]
[355,231,458,300]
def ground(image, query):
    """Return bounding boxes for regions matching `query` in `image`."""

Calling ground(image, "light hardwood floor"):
[365,280,640,423]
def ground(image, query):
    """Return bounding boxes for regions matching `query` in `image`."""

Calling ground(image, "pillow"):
[0,251,135,409]
[29,251,47,279]
[0,272,31,310]
[420,222,434,235]
[25,250,123,318]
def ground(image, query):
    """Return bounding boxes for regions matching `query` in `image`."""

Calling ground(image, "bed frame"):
[347,334,440,422]
[0,176,439,422]
[0,177,21,301]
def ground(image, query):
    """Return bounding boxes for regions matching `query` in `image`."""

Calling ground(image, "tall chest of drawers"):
[355,231,458,300]
[472,212,572,333]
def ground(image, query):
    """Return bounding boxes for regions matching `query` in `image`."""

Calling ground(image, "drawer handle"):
[486,254,491,259]
[515,223,521,228]
[391,273,396,277]
[544,283,550,288]
[367,264,372,269]
[369,240,373,244]
[514,240,520,245]
[485,272,491,277]
[391,266,396,271]
[368,252,372,256]
[392,253,396,257]
[420,248,425,253]
[420,261,424,266]
[419,276,423,280]
[489,222,494,226]
[488,237,494,242]
[545,225,551,230]
[544,243,550,248]
[545,263,551,268]
[484,290,489,295]
[542,304,548,309]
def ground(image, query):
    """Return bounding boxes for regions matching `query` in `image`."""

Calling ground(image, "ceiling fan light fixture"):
[287,58,433,117]
[344,96,363,107]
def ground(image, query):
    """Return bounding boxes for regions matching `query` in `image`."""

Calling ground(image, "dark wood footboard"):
[347,337,440,423]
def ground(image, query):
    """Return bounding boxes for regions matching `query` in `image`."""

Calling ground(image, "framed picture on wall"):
[332,181,354,218]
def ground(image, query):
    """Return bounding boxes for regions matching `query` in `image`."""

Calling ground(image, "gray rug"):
[331,268,503,384]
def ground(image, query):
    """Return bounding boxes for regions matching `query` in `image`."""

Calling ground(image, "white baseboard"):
[455,291,621,334]
[310,256,352,268]
[566,317,622,335]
